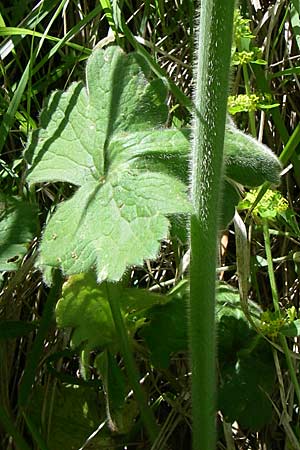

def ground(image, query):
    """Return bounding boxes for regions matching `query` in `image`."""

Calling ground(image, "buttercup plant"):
[189,1,235,449]
[1,1,299,449]
[24,5,282,449]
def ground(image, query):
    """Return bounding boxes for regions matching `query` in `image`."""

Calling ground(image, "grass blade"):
[18,270,62,408]
[0,405,31,450]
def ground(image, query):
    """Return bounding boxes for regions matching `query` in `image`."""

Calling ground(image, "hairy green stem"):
[105,283,159,444]
[190,2,235,449]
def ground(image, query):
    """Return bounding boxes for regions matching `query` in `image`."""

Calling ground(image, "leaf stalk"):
[106,283,159,444]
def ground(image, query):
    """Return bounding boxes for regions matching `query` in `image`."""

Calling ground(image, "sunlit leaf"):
[25,46,191,282]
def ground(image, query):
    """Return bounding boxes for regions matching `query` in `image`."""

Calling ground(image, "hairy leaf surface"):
[25,46,282,281]
[26,46,191,281]
[224,123,282,186]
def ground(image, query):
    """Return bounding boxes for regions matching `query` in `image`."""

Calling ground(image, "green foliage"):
[139,281,276,429]
[0,320,37,340]
[217,285,275,430]
[56,273,275,430]
[219,351,275,430]
[25,46,191,282]
[233,9,254,42]
[95,350,138,434]
[139,285,189,369]
[239,188,288,220]
[25,45,281,284]
[0,193,38,271]
[224,123,282,187]
[290,1,300,51]
[227,93,279,114]
[57,275,117,352]
[281,319,300,337]
[56,271,168,436]
[260,306,300,338]
[56,271,167,352]
[1,1,297,448]
[23,43,282,448]
[232,9,266,66]
[28,385,109,450]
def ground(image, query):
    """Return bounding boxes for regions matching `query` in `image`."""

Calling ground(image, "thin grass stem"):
[263,221,300,405]
[105,283,159,445]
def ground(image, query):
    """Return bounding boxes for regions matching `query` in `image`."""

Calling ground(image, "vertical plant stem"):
[263,221,300,405]
[105,283,159,445]
[190,2,235,449]
[262,221,280,315]
[242,63,256,136]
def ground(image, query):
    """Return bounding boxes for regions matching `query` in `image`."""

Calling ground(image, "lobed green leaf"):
[25,46,191,282]
[25,46,282,281]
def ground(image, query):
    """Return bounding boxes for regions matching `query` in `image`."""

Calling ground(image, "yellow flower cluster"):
[260,307,297,339]
[233,10,254,40]
[238,189,288,221]
[233,50,254,65]
[228,94,260,114]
